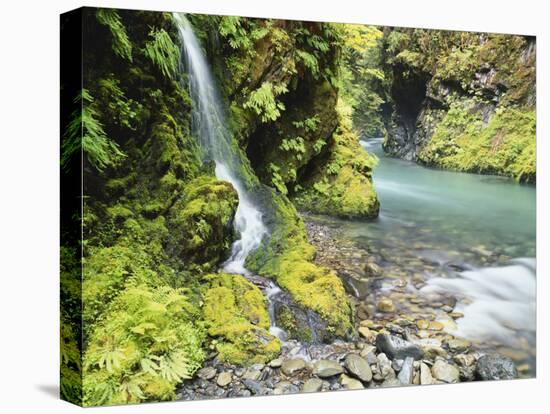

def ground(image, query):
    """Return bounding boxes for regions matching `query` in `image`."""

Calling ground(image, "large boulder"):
[375,333,424,360]
[476,354,518,380]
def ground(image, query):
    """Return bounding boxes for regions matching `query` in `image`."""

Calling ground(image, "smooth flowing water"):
[315,137,536,361]
[359,138,535,351]
[174,14,268,275]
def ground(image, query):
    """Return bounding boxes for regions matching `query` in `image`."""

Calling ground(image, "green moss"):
[247,191,354,338]
[202,273,281,365]
[419,102,536,183]
[293,100,380,218]
[167,175,239,271]
[276,307,313,342]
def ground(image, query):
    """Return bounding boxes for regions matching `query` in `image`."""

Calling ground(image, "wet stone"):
[476,354,518,381]
[431,360,460,383]
[397,357,414,384]
[302,378,323,393]
[340,374,364,390]
[281,358,306,376]
[196,366,217,380]
[216,372,232,387]
[376,333,424,360]
[344,353,373,382]
[313,360,344,378]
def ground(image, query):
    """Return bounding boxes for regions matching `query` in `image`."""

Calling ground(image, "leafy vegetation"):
[61,8,535,407]
[96,9,133,61]
[83,284,205,406]
[61,89,126,172]
[143,28,181,78]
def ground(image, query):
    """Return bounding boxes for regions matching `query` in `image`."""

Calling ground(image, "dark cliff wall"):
[380,29,535,183]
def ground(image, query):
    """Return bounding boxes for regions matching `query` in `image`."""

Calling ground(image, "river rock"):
[269,358,283,368]
[428,321,444,331]
[243,379,265,395]
[344,354,372,382]
[358,326,376,342]
[397,357,414,384]
[364,262,382,276]
[302,378,323,393]
[376,333,424,360]
[196,366,217,380]
[377,298,396,313]
[274,381,300,395]
[375,353,395,380]
[447,338,471,353]
[281,358,306,376]
[216,372,232,387]
[313,360,344,378]
[242,368,262,381]
[454,353,476,367]
[420,362,434,385]
[476,354,518,380]
[340,374,364,390]
[431,360,460,383]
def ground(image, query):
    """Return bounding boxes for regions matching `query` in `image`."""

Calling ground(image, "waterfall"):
[173,13,268,275]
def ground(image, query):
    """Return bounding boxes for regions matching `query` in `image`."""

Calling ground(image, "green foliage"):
[280,137,306,160]
[219,16,253,50]
[419,103,536,183]
[61,89,126,172]
[246,191,354,338]
[96,9,133,61]
[60,246,83,405]
[267,163,288,195]
[97,77,143,130]
[243,82,288,122]
[83,284,205,406]
[296,50,320,77]
[340,24,386,135]
[293,100,380,218]
[202,273,280,365]
[143,28,181,78]
[167,176,239,271]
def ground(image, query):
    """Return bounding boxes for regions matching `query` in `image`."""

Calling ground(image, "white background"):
[0,0,547,412]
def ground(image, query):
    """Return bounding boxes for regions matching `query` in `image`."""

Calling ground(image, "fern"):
[96,9,133,61]
[83,284,205,406]
[61,89,126,172]
[243,82,288,122]
[143,28,180,78]
[296,50,319,77]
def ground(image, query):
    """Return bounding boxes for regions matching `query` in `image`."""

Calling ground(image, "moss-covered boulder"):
[166,176,239,271]
[293,100,380,218]
[202,273,281,365]
[247,190,355,339]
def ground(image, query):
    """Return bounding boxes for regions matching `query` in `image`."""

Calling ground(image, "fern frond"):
[96,9,133,61]
[143,28,180,78]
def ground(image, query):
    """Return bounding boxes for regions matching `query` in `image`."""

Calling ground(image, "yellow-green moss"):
[202,273,281,365]
[419,102,536,183]
[293,100,380,218]
[247,192,354,338]
[167,175,239,271]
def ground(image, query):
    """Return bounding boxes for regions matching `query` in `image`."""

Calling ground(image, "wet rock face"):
[476,354,518,381]
[376,333,424,361]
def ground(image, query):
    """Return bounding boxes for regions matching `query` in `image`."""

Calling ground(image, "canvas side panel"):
[60,7,84,407]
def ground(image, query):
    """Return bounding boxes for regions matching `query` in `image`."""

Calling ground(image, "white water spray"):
[174,13,268,275]
[422,258,536,346]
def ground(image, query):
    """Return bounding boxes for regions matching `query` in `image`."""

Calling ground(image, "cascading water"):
[174,14,285,339]
[422,259,536,347]
[174,13,267,275]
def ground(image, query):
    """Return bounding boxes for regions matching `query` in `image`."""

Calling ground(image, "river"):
[308,137,536,375]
